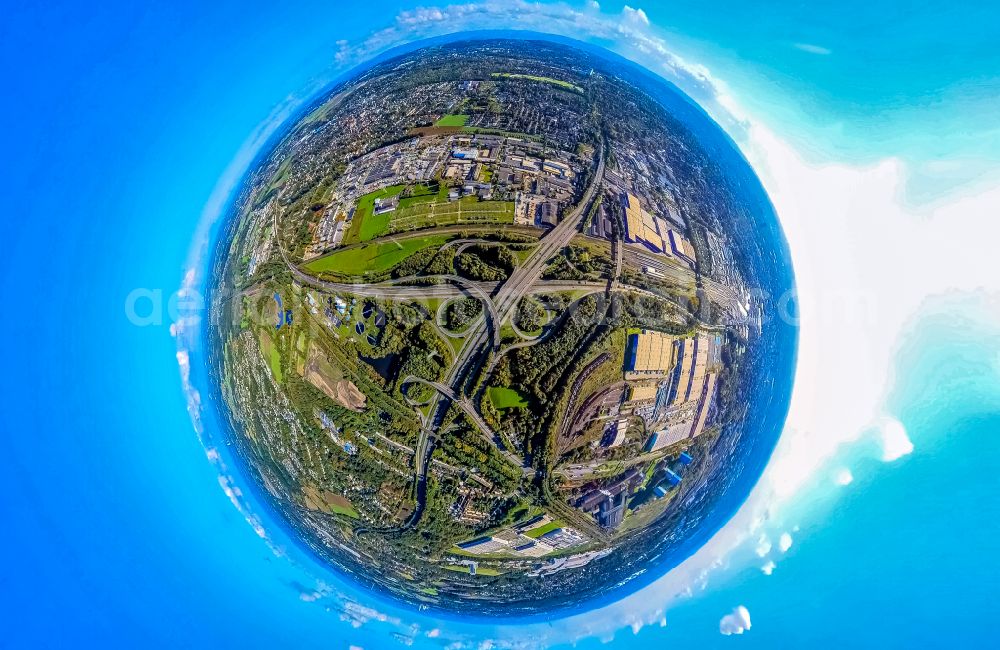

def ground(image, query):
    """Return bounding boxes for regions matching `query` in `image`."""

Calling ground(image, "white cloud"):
[834,468,854,486]
[755,535,772,558]
[397,7,446,25]
[719,606,752,635]
[778,533,793,553]
[622,5,650,26]
[878,417,914,462]
[761,560,776,576]
[793,42,832,55]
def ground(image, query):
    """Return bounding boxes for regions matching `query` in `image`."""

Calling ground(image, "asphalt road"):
[401,375,530,473]
[270,144,726,535]
[403,147,606,526]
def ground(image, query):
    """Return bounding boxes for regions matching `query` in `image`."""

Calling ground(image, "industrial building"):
[620,191,691,263]
[645,421,692,452]
[667,229,697,265]
[456,518,586,557]
[373,195,399,214]
[645,368,718,451]
[513,540,554,558]
[602,418,629,448]
[624,329,677,376]
[457,536,510,555]
[628,383,658,403]
[665,334,713,407]
[621,192,666,253]
[451,146,479,159]
[538,527,586,550]
[577,468,643,529]
[690,372,718,438]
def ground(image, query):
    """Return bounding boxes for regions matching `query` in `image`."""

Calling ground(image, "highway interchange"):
[274,143,733,534]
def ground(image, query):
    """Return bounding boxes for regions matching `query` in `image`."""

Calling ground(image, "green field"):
[304,487,359,519]
[513,246,536,264]
[523,520,564,539]
[398,182,449,208]
[304,234,451,275]
[491,72,582,93]
[343,185,406,244]
[442,564,503,576]
[268,345,283,383]
[488,386,529,409]
[389,195,514,233]
[642,460,657,488]
[330,501,359,518]
[461,126,542,142]
[435,114,469,127]
[269,159,292,189]
[344,182,513,241]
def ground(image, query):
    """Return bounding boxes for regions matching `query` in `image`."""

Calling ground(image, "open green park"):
[488,386,529,410]
[522,520,564,539]
[490,72,583,93]
[304,234,452,275]
[342,185,407,244]
[435,114,469,127]
[343,181,514,244]
[391,195,514,232]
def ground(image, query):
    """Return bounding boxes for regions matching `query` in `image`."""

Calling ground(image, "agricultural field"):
[259,331,283,383]
[303,486,360,519]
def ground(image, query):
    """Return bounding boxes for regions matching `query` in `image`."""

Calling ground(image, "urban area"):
[210,40,758,611]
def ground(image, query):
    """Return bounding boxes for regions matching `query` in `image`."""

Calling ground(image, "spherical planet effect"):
[207,36,796,615]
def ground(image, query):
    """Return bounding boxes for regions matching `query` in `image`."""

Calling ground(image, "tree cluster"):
[454,244,518,281]
[514,297,546,332]
[444,297,483,331]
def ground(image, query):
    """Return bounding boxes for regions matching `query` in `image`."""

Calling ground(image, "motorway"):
[401,375,530,473]
[405,147,607,526]
[276,150,608,499]
[272,142,735,535]
[283,264,641,303]
[440,149,606,387]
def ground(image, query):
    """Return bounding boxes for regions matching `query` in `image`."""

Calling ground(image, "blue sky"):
[2,1,999,648]
[630,0,1000,158]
